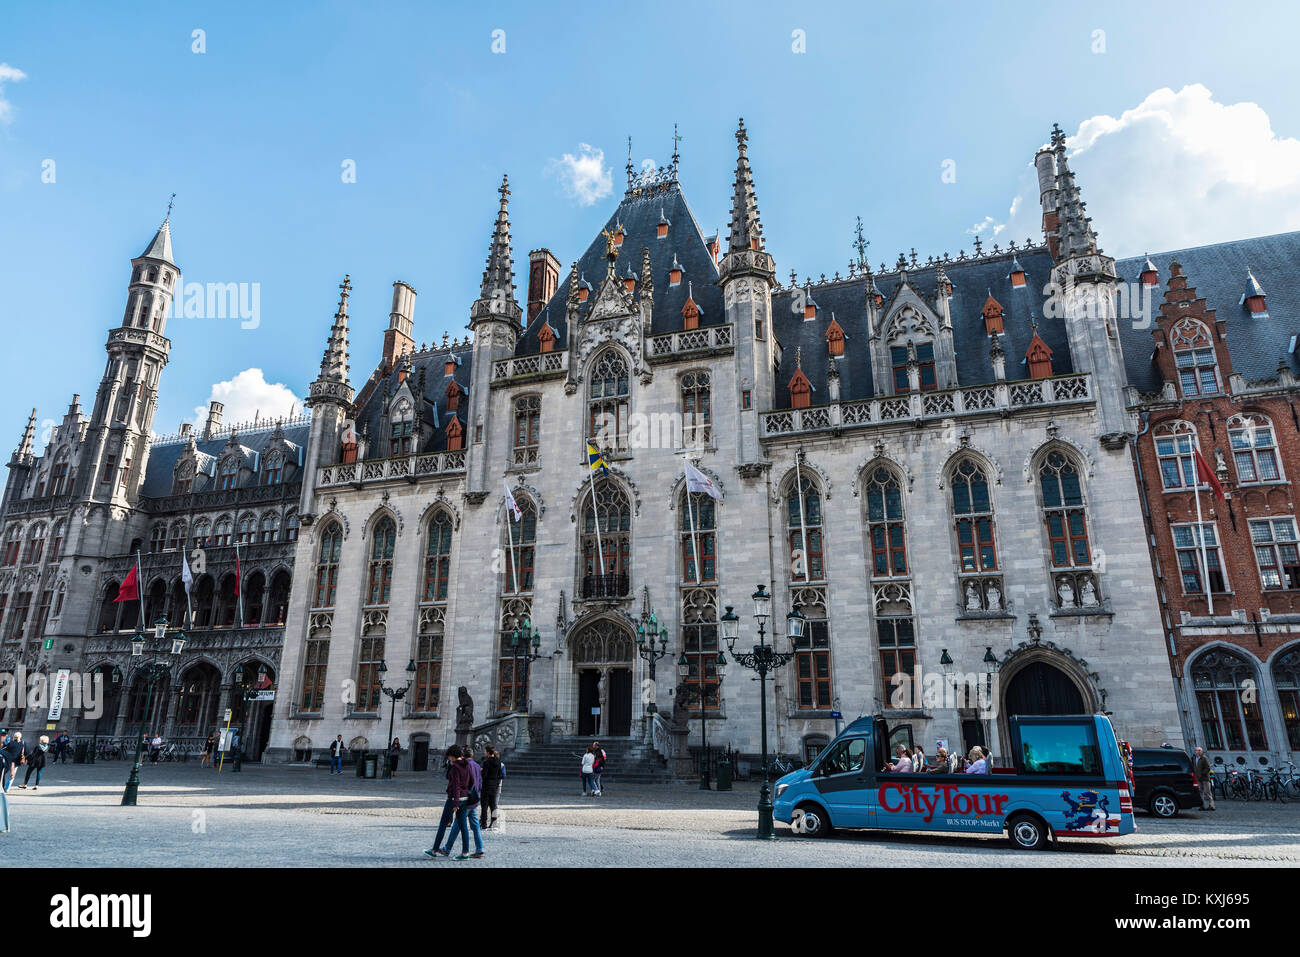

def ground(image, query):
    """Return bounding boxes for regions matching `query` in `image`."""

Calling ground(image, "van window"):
[818,737,866,776]
[1018,722,1101,776]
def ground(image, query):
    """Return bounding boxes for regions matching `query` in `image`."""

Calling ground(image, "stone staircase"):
[502,736,676,785]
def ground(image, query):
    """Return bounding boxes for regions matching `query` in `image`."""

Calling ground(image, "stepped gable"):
[515,180,724,355]
[1115,230,1300,394]
[769,245,1063,409]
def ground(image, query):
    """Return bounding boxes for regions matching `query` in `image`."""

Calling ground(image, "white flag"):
[504,480,522,521]
[684,460,720,500]
[181,548,194,596]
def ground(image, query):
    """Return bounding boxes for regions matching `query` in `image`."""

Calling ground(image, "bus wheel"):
[793,803,831,838]
[1008,813,1048,851]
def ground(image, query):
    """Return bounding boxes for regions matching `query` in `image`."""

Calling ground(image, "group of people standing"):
[581,742,606,796]
[0,729,52,834]
[425,744,506,860]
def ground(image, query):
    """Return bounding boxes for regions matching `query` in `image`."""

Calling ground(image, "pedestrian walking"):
[200,734,215,769]
[388,737,401,777]
[0,732,11,834]
[149,733,163,764]
[3,732,26,793]
[53,730,70,765]
[480,745,503,829]
[1194,746,1216,811]
[426,746,460,856]
[448,748,484,859]
[329,735,347,774]
[591,740,607,795]
[20,735,47,790]
[426,746,483,860]
[581,745,597,796]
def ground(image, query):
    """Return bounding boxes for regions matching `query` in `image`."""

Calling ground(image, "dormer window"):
[1241,269,1268,317]
[825,316,845,357]
[681,282,701,332]
[445,415,464,452]
[1170,318,1219,397]
[623,266,637,293]
[1008,255,1026,289]
[789,365,812,410]
[445,380,462,414]
[669,255,683,286]
[891,342,936,393]
[656,209,670,239]
[538,322,556,354]
[1025,328,1053,379]
[577,275,591,303]
[981,293,1004,336]
[613,222,625,246]
[803,287,817,321]
[217,458,238,491]
[263,451,283,485]
[391,420,414,456]
[1140,257,1159,287]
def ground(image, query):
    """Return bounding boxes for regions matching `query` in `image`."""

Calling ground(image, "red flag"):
[114,562,139,603]
[1193,448,1226,502]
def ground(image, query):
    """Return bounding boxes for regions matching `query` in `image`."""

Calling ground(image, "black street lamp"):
[378,659,417,779]
[675,650,726,789]
[88,665,122,765]
[121,615,185,806]
[230,662,268,773]
[721,586,797,839]
[636,609,670,742]
[506,617,545,713]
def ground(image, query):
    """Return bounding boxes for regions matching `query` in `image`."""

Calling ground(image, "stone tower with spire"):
[1036,124,1131,444]
[300,275,356,524]
[466,175,523,497]
[2,409,37,514]
[719,118,778,468]
[75,214,178,511]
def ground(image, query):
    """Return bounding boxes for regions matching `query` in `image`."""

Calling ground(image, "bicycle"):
[770,754,799,775]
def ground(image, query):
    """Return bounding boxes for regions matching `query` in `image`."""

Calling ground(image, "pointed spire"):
[1051,129,1101,259]
[314,275,353,390]
[138,198,176,264]
[641,247,654,296]
[14,409,36,462]
[726,118,764,254]
[471,175,522,324]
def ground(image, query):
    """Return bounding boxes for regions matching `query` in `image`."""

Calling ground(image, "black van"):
[1131,747,1200,818]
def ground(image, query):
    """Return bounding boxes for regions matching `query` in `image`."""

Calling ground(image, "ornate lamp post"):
[229,662,268,773]
[721,586,796,839]
[121,615,185,806]
[377,659,416,779]
[675,650,726,789]
[636,610,670,742]
[506,617,545,714]
[88,665,122,765]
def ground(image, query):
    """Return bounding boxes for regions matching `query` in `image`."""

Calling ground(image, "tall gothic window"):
[791,592,833,711]
[2,526,19,566]
[148,524,166,554]
[503,499,536,594]
[366,517,396,606]
[1273,648,1300,751]
[891,342,936,393]
[413,606,444,713]
[1229,414,1282,484]
[390,420,414,456]
[263,450,283,485]
[284,509,299,542]
[259,512,280,543]
[299,617,331,713]
[681,590,720,711]
[356,627,384,714]
[681,371,711,448]
[217,457,238,491]
[581,483,631,598]
[1192,649,1267,750]
[50,521,65,563]
[24,523,47,565]
[513,395,541,467]
[312,523,343,609]
[588,350,630,451]
[212,516,233,547]
[1171,319,1219,397]
[681,490,716,584]
[497,598,532,712]
[952,460,997,573]
[173,460,194,496]
[50,450,70,496]
[864,467,907,578]
[424,511,454,602]
[1155,422,1200,490]
[787,479,824,582]
[236,513,257,544]
[1039,452,1091,568]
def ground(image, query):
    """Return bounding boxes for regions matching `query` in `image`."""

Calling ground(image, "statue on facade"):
[454,686,474,745]
[1058,579,1075,607]
[1081,578,1099,607]
[965,582,982,612]
[986,583,1001,610]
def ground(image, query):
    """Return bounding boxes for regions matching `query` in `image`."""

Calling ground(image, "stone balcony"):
[760,372,1093,439]
[316,450,467,490]
[648,323,733,362]
[492,350,567,384]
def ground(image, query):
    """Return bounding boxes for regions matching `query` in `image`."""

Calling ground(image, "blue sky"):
[4,0,1300,442]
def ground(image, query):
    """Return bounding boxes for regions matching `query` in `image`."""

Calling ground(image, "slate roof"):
[140,421,311,498]
[1115,231,1300,394]
[770,247,1066,408]
[516,181,724,354]
[351,346,474,455]
[137,219,175,265]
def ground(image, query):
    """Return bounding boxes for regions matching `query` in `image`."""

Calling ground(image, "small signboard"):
[829,711,842,719]
[591,707,601,715]
[47,669,72,721]
[246,689,276,702]
[43,638,54,650]
[224,709,233,724]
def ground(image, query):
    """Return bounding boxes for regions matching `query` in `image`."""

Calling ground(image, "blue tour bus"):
[772,713,1135,850]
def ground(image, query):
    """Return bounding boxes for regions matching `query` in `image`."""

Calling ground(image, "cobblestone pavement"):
[2,762,1297,867]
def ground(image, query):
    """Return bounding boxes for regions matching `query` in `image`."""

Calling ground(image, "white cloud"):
[547,143,613,206]
[192,368,303,430]
[0,63,27,125]
[988,85,1300,257]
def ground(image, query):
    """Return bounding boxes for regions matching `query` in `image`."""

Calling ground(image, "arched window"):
[212,516,233,547]
[3,525,22,566]
[504,500,536,594]
[313,523,343,609]
[588,350,630,451]
[952,459,997,573]
[1274,647,1300,751]
[419,511,452,602]
[97,581,121,633]
[24,523,47,564]
[236,513,257,544]
[259,512,280,543]
[581,484,631,598]
[864,467,907,578]
[283,509,299,542]
[148,524,167,554]
[513,395,541,467]
[787,477,824,582]
[1170,318,1219,397]
[173,459,194,496]
[1191,648,1267,750]
[50,449,70,497]
[366,517,396,606]
[266,569,291,625]
[681,489,716,584]
[263,450,283,485]
[681,371,711,448]
[192,519,211,549]
[414,605,444,713]
[192,576,215,628]
[1228,414,1282,484]
[50,521,65,563]
[217,457,239,491]
[1039,452,1091,568]
[168,521,186,552]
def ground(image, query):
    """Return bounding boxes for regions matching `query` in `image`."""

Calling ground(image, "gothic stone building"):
[268,122,1187,768]
[0,220,308,758]
[1119,237,1300,768]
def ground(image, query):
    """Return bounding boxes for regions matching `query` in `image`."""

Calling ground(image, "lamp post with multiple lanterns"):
[121,615,185,807]
[636,609,670,741]
[377,659,417,779]
[505,617,545,713]
[720,585,799,839]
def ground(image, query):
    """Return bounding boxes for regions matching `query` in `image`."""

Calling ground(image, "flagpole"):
[135,549,146,632]
[685,462,703,584]
[588,456,606,585]
[1194,471,1214,618]
[794,450,808,581]
[505,494,519,595]
[235,540,245,628]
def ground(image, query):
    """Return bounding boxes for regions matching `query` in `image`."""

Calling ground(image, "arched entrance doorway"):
[571,619,635,737]
[231,660,277,761]
[175,662,223,740]
[1004,661,1085,717]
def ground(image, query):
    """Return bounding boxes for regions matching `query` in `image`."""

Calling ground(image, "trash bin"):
[74,741,89,764]
[716,758,733,791]
[364,755,378,779]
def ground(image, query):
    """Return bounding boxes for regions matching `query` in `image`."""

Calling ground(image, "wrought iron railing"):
[580,574,630,600]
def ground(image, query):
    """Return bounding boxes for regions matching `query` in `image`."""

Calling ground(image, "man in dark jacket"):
[433,747,483,860]
[480,746,503,829]
[1194,746,1216,810]
[427,746,464,858]
[20,735,47,789]
[0,732,21,794]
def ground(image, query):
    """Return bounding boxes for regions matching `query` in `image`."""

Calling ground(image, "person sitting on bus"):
[883,745,912,773]
[912,745,926,772]
[964,747,988,773]
[928,747,950,773]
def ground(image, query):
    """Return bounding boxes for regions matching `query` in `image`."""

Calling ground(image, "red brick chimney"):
[527,249,561,322]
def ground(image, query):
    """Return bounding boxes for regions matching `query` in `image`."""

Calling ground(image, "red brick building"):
[1121,237,1300,769]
